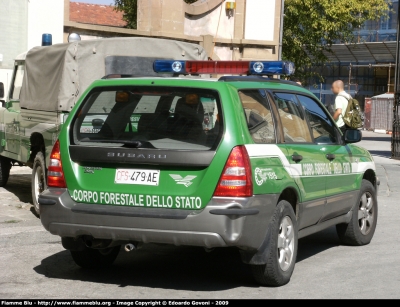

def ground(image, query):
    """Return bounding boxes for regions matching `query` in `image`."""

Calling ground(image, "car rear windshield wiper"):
[80,139,142,148]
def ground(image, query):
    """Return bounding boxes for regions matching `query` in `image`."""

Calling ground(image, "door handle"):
[326,154,336,161]
[292,154,303,162]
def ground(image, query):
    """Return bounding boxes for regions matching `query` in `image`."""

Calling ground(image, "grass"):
[3,220,20,224]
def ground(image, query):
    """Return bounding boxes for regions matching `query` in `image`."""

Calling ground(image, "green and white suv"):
[39,60,378,287]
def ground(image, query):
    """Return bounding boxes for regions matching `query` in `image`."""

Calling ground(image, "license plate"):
[115,169,160,186]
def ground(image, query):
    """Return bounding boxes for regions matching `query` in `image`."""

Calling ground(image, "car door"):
[3,62,24,155]
[296,94,358,221]
[238,89,291,196]
[272,92,327,230]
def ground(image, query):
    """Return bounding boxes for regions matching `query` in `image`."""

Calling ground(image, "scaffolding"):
[349,63,395,93]
[306,62,393,109]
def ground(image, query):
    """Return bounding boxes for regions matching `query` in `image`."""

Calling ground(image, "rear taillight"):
[214,146,253,197]
[47,140,67,188]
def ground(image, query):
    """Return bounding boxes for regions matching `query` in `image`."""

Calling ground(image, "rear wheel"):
[336,179,378,246]
[0,156,11,187]
[70,245,120,269]
[31,152,46,216]
[251,200,298,287]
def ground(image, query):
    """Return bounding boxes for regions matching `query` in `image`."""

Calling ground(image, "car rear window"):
[71,86,222,151]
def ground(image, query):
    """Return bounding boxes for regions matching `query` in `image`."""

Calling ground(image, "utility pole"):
[393,1,400,159]
[278,0,285,61]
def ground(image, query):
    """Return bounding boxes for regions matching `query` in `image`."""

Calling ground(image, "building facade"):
[1,0,285,99]
[64,0,285,62]
[0,0,64,99]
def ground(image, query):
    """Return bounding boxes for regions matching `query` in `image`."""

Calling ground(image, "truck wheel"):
[70,246,120,269]
[0,156,11,187]
[251,200,298,287]
[31,152,46,216]
[336,179,378,246]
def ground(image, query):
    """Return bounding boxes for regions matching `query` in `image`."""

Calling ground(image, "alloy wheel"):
[277,216,295,271]
[358,191,374,235]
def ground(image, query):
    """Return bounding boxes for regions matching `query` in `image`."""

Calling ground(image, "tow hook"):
[124,243,136,252]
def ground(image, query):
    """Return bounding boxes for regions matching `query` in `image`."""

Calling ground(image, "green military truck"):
[0,37,207,215]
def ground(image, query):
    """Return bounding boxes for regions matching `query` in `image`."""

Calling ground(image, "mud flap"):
[239,225,272,265]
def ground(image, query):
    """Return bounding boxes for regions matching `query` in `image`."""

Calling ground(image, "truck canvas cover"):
[20,37,208,112]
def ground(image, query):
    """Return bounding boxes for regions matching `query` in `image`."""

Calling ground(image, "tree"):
[283,0,390,81]
[114,0,137,29]
[114,0,196,29]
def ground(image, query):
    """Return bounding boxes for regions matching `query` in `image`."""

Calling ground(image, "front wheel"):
[0,156,11,187]
[70,246,120,269]
[336,179,378,246]
[31,152,46,216]
[251,200,298,287]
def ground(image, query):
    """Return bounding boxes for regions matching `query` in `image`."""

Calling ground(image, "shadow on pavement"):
[361,136,391,142]
[33,228,340,290]
[368,150,392,158]
[4,174,32,204]
[30,207,40,218]
[297,226,340,262]
[34,245,256,291]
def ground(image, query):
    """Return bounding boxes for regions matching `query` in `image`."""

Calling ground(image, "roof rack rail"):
[218,75,302,87]
[102,74,135,79]
[101,74,159,79]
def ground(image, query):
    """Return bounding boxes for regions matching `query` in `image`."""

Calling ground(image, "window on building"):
[380,15,390,30]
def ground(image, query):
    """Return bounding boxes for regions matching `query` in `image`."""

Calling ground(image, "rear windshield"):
[71,86,222,151]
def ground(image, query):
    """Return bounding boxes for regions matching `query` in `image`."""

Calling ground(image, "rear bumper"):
[39,189,278,250]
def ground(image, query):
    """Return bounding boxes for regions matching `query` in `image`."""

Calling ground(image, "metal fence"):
[393,94,400,159]
[392,0,400,159]
[370,98,394,131]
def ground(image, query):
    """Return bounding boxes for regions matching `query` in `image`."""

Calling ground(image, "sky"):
[71,0,114,5]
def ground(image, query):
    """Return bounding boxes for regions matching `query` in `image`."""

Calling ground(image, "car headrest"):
[175,96,204,123]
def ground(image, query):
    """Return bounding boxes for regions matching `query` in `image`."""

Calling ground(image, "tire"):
[0,156,11,187]
[336,179,378,246]
[70,246,120,269]
[251,200,298,287]
[31,152,46,216]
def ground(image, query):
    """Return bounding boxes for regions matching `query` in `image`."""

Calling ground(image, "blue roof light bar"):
[153,60,186,74]
[153,60,295,76]
[249,61,295,75]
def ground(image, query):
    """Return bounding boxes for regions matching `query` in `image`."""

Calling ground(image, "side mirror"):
[92,118,104,131]
[344,129,362,144]
[0,82,4,99]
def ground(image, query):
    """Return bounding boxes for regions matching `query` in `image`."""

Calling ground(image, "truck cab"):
[1,54,24,154]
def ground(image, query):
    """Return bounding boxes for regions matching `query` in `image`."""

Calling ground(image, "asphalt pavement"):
[1,130,399,299]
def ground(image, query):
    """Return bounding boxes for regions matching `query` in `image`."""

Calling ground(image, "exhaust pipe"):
[85,238,112,249]
[124,243,136,252]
